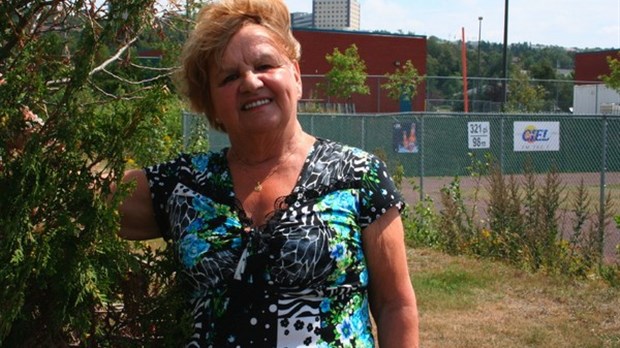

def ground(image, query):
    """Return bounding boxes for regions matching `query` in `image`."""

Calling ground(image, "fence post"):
[361,116,366,149]
[500,114,505,173]
[419,114,425,201]
[599,115,609,257]
[377,78,381,112]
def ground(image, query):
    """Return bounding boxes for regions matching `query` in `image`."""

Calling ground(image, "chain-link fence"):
[278,75,585,114]
[425,76,579,113]
[299,75,583,114]
[194,112,620,262]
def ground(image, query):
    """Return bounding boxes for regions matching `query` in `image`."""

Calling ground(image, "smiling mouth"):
[242,99,271,111]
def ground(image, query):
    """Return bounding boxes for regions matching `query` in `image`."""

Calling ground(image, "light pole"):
[477,16,483,111]
[502,0,509,110]
[477,16,483,76]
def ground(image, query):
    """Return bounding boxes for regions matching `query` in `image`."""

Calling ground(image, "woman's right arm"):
[116,169,162,240]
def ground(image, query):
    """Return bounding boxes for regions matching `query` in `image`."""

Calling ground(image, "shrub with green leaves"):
[423,153,619,285]
[0,1,203,344]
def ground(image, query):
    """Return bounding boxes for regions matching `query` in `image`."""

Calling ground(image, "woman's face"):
[208,23,302,136]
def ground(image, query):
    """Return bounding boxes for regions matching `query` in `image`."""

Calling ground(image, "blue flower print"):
[186,218,205,234]
[335,274,346,285]
[354,243,364,259]
[320,298,332,313]
[213,226,227,236]
[180,233,211,268]
[359,268,368,286]
[319,190,357,213]
[350,309,366,334]
[223,216,242,229]
[330,242,346,261]
[336,318,354,343]
[192,154,210,172]
[352,306,374,347]
[231,237,243,249]
[193,196,216,219]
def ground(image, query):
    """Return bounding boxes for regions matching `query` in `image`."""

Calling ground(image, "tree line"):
[425,36,580,112]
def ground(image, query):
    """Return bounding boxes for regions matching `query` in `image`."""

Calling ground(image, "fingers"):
[21,106,45,129]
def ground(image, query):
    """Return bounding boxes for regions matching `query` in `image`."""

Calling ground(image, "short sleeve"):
[358,155,405,229]
[144,154,192,240]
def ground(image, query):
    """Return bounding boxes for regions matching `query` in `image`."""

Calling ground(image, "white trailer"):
[573,84,620,114]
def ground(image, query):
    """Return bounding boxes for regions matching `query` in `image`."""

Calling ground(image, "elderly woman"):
[119,0,419,346]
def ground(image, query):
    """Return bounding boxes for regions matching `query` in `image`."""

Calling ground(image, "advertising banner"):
[393,122,419,153]
[513,121,560,152]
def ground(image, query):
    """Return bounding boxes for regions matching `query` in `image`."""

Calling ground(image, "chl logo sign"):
[521,126,551,143]
[514,122,560,152]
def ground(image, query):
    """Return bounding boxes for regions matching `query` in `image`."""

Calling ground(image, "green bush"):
[0,1,205,344]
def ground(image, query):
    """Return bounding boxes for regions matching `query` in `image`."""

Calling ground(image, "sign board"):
[468,122,490,149]
[513,121,560,152]
[393,122,419,153]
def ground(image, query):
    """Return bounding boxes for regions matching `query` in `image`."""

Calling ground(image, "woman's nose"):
[240,71,263,92]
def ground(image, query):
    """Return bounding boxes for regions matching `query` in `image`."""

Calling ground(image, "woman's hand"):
[1,73,43,171]
[116,169,162,241]
[1,72,45,157]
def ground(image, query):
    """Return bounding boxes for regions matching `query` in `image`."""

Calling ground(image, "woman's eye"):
[221,73,238,85]
[256,64,273,71]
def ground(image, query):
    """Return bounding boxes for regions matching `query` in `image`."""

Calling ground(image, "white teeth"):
[243,99,270,110]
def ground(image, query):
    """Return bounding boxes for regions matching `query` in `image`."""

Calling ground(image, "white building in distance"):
[312,0,360,30]
[291,12,314,28]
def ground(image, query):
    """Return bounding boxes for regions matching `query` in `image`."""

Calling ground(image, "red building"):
[574,49,618,84]
[292,28,427,112]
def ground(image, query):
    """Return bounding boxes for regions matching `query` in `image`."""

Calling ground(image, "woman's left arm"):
[363,206,419,348]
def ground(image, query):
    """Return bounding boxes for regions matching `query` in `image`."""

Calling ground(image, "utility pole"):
[477,16,483,111]
[501,0,509,110]
[477,16,483,76]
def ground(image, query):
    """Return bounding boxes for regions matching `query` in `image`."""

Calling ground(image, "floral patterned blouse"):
[145,138,404,348]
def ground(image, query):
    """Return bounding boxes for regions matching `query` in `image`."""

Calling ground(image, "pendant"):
[254,182,263,192]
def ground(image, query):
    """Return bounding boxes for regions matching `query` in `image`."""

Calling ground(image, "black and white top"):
[145,138,404,347]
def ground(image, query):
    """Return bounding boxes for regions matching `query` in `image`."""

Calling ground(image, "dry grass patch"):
[409,248,620,348]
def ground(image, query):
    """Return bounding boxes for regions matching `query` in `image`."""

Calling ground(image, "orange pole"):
[461,27,469,113]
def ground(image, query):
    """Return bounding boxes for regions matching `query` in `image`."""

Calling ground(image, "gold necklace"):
[230,144,297,192]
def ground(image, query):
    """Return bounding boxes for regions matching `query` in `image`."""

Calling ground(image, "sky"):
[284,0,620,50]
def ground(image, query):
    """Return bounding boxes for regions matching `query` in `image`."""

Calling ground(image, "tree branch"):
[101,67,175,85]
[89,81,155,101]
[89,36,139,76]
[129,62,178,72]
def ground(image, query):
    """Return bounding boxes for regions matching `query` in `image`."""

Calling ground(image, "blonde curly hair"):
[178,0,301,132]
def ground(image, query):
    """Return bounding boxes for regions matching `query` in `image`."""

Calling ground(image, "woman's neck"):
[228,125,309,165]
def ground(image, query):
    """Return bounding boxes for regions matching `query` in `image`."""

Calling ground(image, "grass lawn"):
[410,248,620,348]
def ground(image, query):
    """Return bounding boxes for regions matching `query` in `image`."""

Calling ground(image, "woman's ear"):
[293,60,302,100]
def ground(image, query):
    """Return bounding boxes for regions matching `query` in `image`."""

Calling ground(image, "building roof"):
[292,26,426,40]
